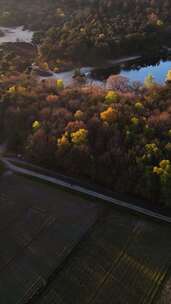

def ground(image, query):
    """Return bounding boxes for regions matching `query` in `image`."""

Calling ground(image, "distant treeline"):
[1,0,171,63]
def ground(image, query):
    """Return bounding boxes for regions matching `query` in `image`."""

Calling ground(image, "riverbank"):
[39,54,171,87]
[37,55,143,86]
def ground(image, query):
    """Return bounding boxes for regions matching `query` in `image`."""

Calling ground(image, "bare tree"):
[106,75,130,92]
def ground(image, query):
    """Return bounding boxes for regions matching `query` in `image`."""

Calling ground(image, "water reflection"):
[0,26,33,45]
[91,56,171,84]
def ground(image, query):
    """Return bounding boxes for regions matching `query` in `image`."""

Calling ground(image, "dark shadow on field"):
[0,174,105,304]
[0,174,171,304]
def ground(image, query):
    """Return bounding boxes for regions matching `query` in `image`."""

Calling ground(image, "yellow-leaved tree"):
[58,132,70,147]
[100,107,118,123]
[8,86,16,94]
[166,70,171,82]
[144,74,156,88]
[56,79,64,90]
[71,128,88,145]
[32,120,41,131]
[105,90,119,103]
[42,62,49,71]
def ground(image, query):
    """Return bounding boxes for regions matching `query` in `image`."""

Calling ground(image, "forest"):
[0,3,171,304]
[0,74,170,205]
[0,0,170,206]
[0,0,171,64]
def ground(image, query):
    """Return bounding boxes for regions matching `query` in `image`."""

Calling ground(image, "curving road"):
[2,157,171,224]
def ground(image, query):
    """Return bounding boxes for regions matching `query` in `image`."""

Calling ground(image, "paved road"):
[2,157,171,224]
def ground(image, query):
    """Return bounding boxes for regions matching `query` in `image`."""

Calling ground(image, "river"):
[0,26,171,86]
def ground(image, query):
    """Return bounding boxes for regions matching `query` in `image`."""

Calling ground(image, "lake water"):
[0,26,33,44]
[117,59,171,84]
[51,57,171,86]
[91,57,171,85]
[0,26,171,86]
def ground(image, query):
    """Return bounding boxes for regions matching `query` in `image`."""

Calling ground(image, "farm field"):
[33,205,171,303]
[0,173,105,304]
[0,173,171,304]
[157,277,171,304]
